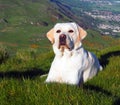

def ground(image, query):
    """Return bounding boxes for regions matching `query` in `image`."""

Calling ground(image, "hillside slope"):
[0,0,70,25]
[0,45,120,105]
[0,0,120,53]
[0,0,70,52]
[0,1,120,104]
[50,0,98,29]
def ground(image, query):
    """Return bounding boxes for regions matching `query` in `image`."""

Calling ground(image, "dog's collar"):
[74,42,83,51]
[75,45,83,51]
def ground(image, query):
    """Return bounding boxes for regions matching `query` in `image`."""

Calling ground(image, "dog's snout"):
[60,34,66,39]
[59,34,66,45]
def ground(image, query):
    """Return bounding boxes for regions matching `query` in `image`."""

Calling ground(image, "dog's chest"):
[50,54,84,83]
[53,55,81,71]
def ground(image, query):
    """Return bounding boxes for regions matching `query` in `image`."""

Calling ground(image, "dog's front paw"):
[45,79,50,83]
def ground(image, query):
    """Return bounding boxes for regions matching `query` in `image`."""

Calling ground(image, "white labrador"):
[46,22,102,85]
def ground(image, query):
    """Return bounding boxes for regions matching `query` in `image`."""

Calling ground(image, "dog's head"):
[46,22,87,52]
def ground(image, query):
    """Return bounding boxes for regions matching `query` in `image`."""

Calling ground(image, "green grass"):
[0,0,120,104]
[0,0,69,52]
[0,45,120,105]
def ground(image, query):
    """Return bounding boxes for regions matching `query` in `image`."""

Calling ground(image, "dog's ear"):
[78,27,87,40]
[46,28,54,44]
[75,25,87,48]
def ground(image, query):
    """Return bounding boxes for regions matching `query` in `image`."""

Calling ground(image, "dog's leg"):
[78,71,84,88]
[78,77,83,88]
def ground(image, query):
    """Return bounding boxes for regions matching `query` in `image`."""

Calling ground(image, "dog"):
[45,22,102,86]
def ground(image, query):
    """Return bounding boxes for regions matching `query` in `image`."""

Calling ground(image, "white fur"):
[46,23,102,85]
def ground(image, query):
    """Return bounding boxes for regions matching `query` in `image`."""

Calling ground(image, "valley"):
[54,0,120,36]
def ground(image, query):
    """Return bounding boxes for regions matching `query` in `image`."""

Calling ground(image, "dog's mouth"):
[59,44,70,52]
[58,34,70,52]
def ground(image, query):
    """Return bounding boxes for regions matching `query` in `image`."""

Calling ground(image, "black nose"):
[59,34,66,45]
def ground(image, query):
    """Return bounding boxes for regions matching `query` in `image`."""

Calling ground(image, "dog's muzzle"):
[59,34,71,52]
[59,34,66,45]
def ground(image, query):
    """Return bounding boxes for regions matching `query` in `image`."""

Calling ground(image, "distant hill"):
[0,0,71,52]
[0,0,120,53]
[0,0,69,26]
[51,0,120,36]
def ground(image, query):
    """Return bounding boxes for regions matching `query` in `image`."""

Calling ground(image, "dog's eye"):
[56,30,61,33]
[68,30,74,33]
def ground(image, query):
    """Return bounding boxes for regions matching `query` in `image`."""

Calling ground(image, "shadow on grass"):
[85,50,120,104]
[0,68,47,79]
[99,51,120,67]
[83,84,112,96]
[84,84,120,105]
[113,98,120,105]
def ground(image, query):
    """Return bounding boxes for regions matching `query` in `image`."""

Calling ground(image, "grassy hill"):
[0,0,70,53]
[0,45,120,105]
[0,0,120,54]
[0,0,120,104]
